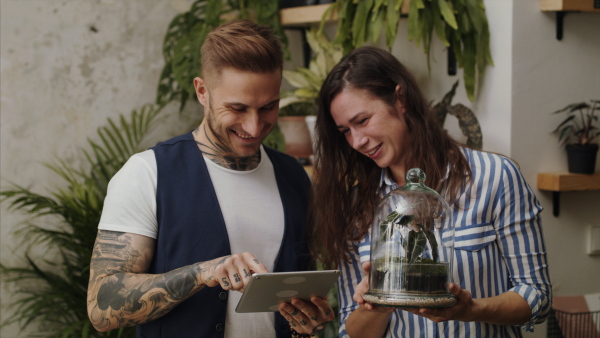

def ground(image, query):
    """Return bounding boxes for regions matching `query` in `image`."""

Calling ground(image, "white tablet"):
[235,270,340,313]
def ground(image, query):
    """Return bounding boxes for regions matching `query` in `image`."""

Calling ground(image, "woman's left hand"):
[400,283,475,323]
[279,297,335,335]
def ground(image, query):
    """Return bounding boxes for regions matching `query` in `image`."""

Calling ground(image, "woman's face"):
[330,86,410,173]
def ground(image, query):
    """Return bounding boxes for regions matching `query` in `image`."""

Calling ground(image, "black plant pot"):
[566,143,599,174]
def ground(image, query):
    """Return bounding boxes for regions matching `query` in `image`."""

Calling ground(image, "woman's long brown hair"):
[310,46,471,269]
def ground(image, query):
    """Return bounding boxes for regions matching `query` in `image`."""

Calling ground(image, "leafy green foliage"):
[280,29,343,115]
[320,0,493,101]
[433,80,483,149]
[0,104,163,337]
[262,123,286,152]
[379,212,439,263]
[552,99,600,146]
[156,0,286,111]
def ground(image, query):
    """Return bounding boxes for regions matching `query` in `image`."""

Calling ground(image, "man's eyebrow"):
[264,99,280,107]
[223,99,280,107]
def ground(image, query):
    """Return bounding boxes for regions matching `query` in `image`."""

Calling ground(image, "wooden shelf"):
[280,4,335,26]
[537,172,600,216]
[540,0,600,40]
[279,2,411,27]
[540,0,600,12]
[537,172,600,191]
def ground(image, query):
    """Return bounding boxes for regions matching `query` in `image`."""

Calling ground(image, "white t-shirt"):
[99,146,284,338]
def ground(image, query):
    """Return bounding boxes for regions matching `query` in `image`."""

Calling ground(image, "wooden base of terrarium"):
[363,292,457,308]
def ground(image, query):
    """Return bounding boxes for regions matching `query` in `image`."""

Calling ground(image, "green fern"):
[0,104,162,337]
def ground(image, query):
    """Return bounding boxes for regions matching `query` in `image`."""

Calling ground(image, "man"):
[86,20,333,338]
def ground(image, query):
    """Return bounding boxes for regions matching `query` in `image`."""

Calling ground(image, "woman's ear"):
[394,84,403,98]
[394,84,406,114]
[193,77,208,106]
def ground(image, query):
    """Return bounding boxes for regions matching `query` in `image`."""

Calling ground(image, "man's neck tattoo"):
[193,127,260,171]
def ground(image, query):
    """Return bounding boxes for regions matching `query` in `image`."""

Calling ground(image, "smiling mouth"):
[231,129,255,140]
[365,144,381,156]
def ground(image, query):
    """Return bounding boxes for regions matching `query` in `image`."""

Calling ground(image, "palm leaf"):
[1,104,162,337]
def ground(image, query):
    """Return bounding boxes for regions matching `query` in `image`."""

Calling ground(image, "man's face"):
[194,68,281,158]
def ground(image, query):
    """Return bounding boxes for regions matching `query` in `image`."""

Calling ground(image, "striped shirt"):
[337,147,552,337]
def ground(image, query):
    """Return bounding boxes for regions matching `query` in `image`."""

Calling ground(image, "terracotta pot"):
[277,116,313,160]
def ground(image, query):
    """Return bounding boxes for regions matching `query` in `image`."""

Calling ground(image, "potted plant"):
[278,29,343,162]
[552,99,600,174]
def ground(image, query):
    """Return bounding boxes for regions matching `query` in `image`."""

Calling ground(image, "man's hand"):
[200,252,268,292]
[278,296,335,335]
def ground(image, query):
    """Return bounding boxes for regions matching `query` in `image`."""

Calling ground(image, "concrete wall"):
[0,1,197,336]
[1,0,599,337]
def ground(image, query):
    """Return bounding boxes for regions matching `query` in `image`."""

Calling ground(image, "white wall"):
[1,0,599,337]
[512,0,600,296]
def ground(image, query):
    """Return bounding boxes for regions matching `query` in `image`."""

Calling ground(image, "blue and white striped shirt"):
[338,147,552,337]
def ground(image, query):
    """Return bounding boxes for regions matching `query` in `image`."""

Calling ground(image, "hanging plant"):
[319,0,493,101]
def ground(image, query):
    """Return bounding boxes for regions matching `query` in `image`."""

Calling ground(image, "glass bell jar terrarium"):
[363,168,456,308]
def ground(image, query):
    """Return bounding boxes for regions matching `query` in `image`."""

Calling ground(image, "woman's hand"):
[401,284,532,326]
[279,297,335,335]
[400,283,475,322]
[354,261,395,313]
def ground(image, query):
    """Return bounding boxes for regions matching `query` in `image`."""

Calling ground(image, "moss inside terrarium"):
[372,258,449,293]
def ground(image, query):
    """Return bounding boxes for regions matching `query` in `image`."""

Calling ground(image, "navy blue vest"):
[136,132,312,338]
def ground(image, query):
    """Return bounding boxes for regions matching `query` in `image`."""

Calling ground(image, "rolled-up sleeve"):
[495,158,552,331]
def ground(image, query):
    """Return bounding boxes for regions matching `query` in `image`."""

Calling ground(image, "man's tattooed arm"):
[86,230,218,332]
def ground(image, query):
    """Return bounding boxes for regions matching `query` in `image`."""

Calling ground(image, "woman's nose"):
[350,130,368,150]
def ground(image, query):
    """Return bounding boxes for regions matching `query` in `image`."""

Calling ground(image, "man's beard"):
[205,102,261,159]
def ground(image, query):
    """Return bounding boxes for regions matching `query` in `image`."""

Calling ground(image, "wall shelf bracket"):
[556,11,567,40]
[552,191,561,217]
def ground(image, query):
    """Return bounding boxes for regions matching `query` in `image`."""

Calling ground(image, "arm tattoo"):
[87,231,206,330]
[193,127,260,171]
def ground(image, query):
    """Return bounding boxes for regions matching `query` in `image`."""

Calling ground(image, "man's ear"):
[193,77,208,106]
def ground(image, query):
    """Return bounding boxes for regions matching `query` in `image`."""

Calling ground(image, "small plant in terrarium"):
[364,168,456,308]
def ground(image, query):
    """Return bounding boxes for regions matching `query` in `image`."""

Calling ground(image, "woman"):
[309,46,551,337]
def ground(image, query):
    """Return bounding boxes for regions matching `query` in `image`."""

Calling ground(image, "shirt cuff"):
[510,284,552,332]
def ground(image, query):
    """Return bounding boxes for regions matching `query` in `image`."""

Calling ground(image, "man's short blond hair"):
[201,20,283,86]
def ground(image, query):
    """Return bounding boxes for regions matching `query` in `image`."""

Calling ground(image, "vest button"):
[218,292,227,300]
[216,323,224,331]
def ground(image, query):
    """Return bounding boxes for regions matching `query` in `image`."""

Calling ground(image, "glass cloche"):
[363,168,456,308]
